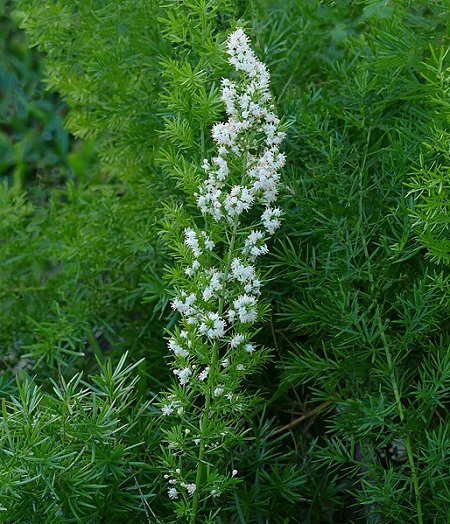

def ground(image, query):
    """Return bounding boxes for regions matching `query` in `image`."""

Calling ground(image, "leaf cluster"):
[0,355,159,523]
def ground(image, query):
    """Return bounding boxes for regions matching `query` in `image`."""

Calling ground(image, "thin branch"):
[271,400,333,437]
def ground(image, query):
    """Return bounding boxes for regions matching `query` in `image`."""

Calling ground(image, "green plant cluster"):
[0,0,95,195]
[1,0,450,522]
[0,355,159,523]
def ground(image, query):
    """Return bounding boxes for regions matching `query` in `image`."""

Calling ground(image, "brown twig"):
[271,400,333,437]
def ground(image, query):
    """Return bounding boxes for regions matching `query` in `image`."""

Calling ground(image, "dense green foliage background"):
[1,0,450,522]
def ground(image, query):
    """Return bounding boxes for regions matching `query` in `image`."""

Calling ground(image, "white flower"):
[247,147,284,204]
[202,269,224,301]
[173,367,192,386]
[244,229,264,245]
[227,28,270,94]
[202,158,210,172]
[230,258,261,295]
[261,206,282,234]
[168,487,178,500]
[198,312,226,339]
[230,258,257,283]
[212,154,229,181]
[224,185,254,217]
[244,278,261,295]
[221,78,238,116]
[198,28,284,224]
[199,366,210,381]
[171,292,197,318]
[185,259,201,276]
[230,333,245,348]
[184,228,202,257]
[197,187,224,220]
[161,404,174,416]
[214,386,225,397]
[202,233,215,251]
[212,122,239,147]
[233,294,258,323]
[242,230,269,260]
[180,482,196,495]
[168,339,189,358]
[163,30,285,490]
[227,309,236,322]
[202,287,214,301]
[250,244,269,259]
[209,270,223,289]
[186,483,196,495]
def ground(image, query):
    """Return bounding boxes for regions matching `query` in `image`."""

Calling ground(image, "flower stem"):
[190,216,240,523]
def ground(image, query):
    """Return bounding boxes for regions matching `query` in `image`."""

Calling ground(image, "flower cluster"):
[164,470,197,500]
[160,27,285,510]
[196,27,285,226]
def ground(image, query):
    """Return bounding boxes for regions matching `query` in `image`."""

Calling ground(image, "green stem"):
[376,310,423,524]
[190,356,213,522]
[360,227,423,524]
[190,216,240,523]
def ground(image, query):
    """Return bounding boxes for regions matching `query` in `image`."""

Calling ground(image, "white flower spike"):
[162,28,285,511]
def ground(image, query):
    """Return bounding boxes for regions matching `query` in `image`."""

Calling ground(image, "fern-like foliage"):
[3,0,450,522]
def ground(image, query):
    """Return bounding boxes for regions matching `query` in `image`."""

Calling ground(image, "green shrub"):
[1,0,449,521]
[0,354,160,523]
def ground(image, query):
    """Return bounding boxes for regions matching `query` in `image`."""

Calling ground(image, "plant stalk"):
[190,215,240,523]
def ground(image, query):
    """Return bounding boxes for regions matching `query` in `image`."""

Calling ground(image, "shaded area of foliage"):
[0,0,96,195]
